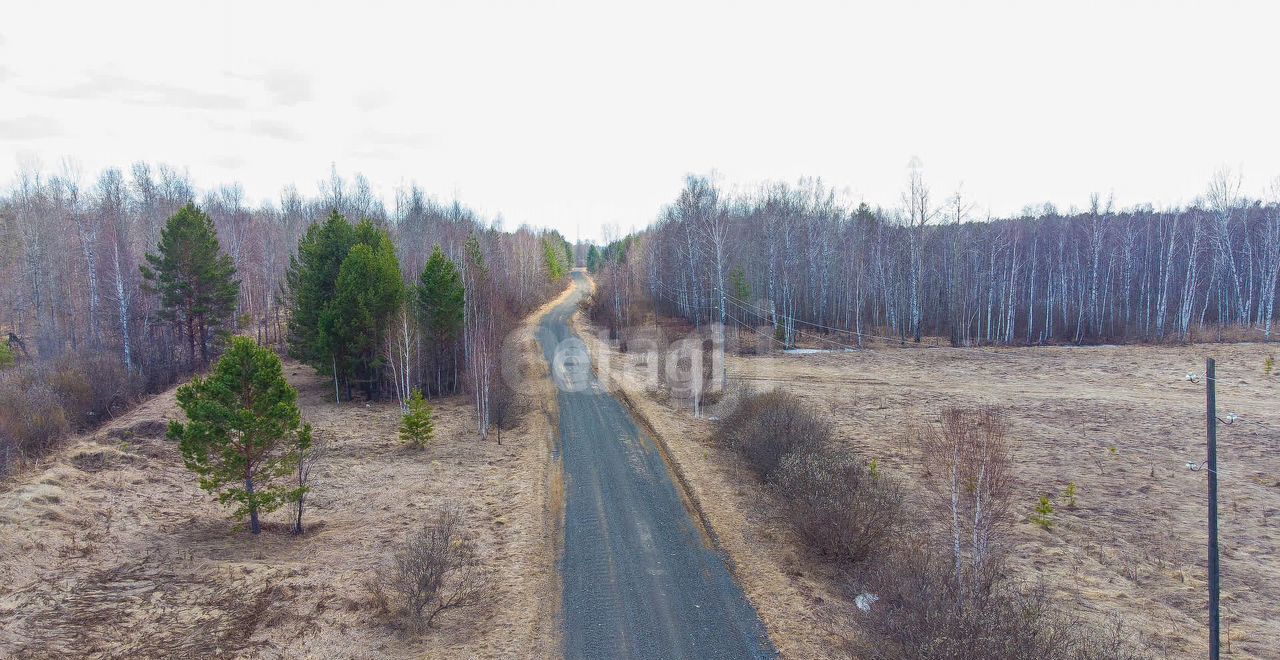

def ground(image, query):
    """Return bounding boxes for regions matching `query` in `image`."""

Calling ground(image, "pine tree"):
[399,388,434,448]
[168,337,312,535]
[285,210,356,370]
[140,203,239,369]
[544,238,568,280]
[285,213,401,401]
[324,227,403,400]
[416,245,465,394]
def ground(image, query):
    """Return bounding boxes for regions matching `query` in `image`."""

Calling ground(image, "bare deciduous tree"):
[919,406,1014,599]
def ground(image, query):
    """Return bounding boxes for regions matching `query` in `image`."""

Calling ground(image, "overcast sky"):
[2,0,1278,241]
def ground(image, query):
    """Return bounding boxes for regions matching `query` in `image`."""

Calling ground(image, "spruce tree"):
[169,337,311,535]
[140,203,239,369]
[416,245,465,394]
[399,389,434,448]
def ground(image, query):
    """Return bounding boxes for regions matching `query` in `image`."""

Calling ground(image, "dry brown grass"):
[0,286,569,658]
[578,306,1280,658]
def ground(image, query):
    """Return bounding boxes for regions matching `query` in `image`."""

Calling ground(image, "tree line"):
[0,162,571,475]
[592,169,1280,347]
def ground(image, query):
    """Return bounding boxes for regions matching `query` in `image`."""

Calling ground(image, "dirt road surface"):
[537,272,774,660]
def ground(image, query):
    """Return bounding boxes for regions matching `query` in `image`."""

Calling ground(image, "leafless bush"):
[716,390,830,480]
[773,449,904,563]
[0,367,69,475]
[47,351,143,430]
[368,505,494,633]
[292,434,327,535]
[845,407,1147,658]
[489,379,521,435]
[855,538,1149,659]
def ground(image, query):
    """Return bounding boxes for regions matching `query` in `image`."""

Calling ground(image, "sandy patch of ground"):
[0,297,566,658]
[576,304,1280,658]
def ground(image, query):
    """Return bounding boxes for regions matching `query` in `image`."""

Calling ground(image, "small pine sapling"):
[868,458,880,479]
[1064,482,1078,509]
[400,389,435,448]
[1032,495,1055,530]
[1265,355,1275,377]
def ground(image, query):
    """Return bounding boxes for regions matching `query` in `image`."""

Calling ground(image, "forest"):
[589,169,1280,349]
[0,163,572,476]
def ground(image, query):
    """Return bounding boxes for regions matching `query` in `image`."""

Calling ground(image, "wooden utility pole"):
[1206,357,1220,660]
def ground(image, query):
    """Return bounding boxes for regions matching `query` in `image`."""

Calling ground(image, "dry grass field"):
[0,311,565,658]
[579,311,1280,659]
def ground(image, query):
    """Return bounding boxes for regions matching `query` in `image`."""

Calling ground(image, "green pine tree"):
[544,237,567,280]
[324,227,403,400]
[169,337,312,535]
[416,246,465,394]
[0,342,14,370]
[285,213,402,401]
[140,203,239,369]
[399,389,435,448]
[285,210,356,370]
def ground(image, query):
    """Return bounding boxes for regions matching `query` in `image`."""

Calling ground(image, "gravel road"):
[537,272,775,660]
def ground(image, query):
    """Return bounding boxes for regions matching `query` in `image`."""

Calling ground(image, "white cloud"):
[39,72,244,110]
[248,118,304,141]
[230,69,312,106]
[0,115,63,140]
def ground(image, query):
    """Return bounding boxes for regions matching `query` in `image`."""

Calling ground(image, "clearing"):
[0,306,563,658]
[578,308,1280,659]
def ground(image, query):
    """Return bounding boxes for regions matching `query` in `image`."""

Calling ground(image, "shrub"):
[0,343,14,370]
[855,537,1149,659]
[773,449,904,563]
[716,390,830,481]
[489,379,521,434]
[1265,355,1275,377]
[0,369,69,475]
[368,505,494,632]
[48,352,141,431]
[399,389,435,448]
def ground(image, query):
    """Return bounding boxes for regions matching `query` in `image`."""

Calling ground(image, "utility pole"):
[1206,357,1220,660]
